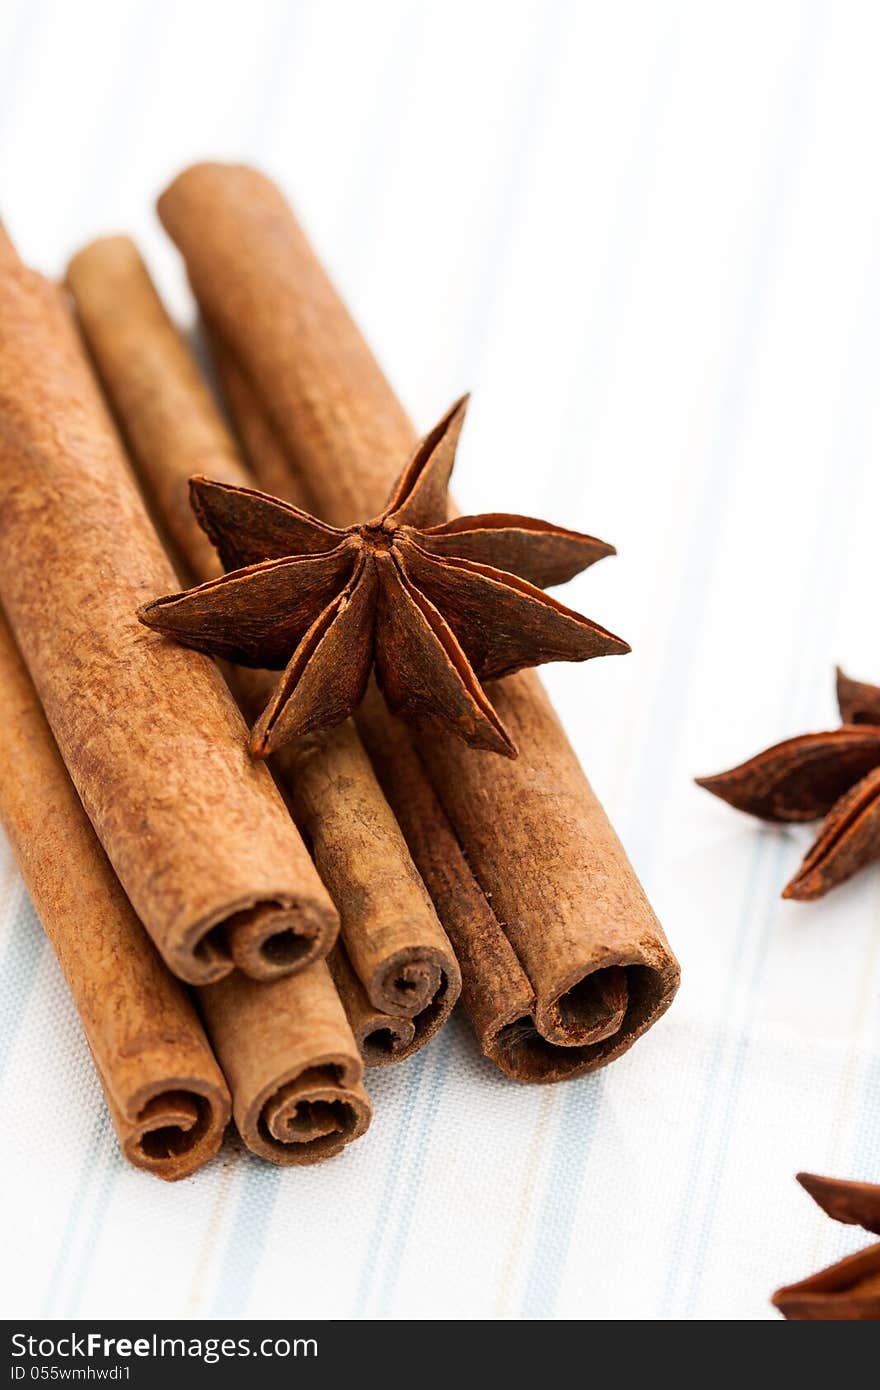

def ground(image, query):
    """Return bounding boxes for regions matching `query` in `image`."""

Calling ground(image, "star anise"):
[772,1173,880,1320]
[138,397,629,758]
[696,668,880,899]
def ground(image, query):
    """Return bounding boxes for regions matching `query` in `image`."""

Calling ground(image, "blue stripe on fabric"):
[41,1107,111,1315]
[65,1126,122,1318]
[519,1075,604,1318]
[375,1025,458,1316]
[352,1046,430,1318]
[0,888,46,1080]
[211,1164,282,1318]
[658,835,779,1316]
[678,840,789,1317]
[654,5,827,1316]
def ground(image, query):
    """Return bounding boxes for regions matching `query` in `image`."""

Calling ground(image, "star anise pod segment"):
[697,669,880,899]
[772,1173,880,1320]
[139,397,628,758]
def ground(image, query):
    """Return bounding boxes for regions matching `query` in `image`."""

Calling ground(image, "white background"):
[1,0,879,1320]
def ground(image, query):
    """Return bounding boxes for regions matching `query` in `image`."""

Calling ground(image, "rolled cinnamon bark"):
[0,225,338,986]
[198,966,370,1163]
[159,163,681,1077]
[66,235,459,1063]
[0,610,230,1179]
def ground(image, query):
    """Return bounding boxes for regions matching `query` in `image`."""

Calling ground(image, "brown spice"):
[0,227,338,985]
[0,610,230,1179]
[138,398,626,758]
[67,234,459,1063]
[160,163,680,1077]
[772,1173,880,1319]
[697,670,880,899]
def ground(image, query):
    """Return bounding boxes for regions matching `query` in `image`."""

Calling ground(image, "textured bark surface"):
[0,229,337,985]
[160,163,680,1077]
[68,234,459,1062]
[0,612,230,1179]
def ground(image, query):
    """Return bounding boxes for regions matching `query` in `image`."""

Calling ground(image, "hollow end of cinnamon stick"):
[328,942,453,1067]
[241,1059,371,1166]
[357,1016,418,1067]
[535,962,630,1047]
[166,892,337,986]
[224,897,337,979]
[108,1075,230,1181]
[481,957,678,1084]
[368,944,450,1017]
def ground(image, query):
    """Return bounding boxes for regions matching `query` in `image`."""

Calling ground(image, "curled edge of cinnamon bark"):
[771,1173,880,1320]
[0,224,339,987]
[66,234,460,1061]
[217,343,678,1080]
[0,610,230,1180]
[198,966,371,1164]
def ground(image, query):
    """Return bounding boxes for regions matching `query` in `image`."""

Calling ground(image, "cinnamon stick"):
[0,610,230,1179]
[0,224,338,986]
[159,163,680,1077]
[66,234,460,1063]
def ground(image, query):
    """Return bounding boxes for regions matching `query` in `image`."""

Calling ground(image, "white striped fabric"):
[1,0,878,1321]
